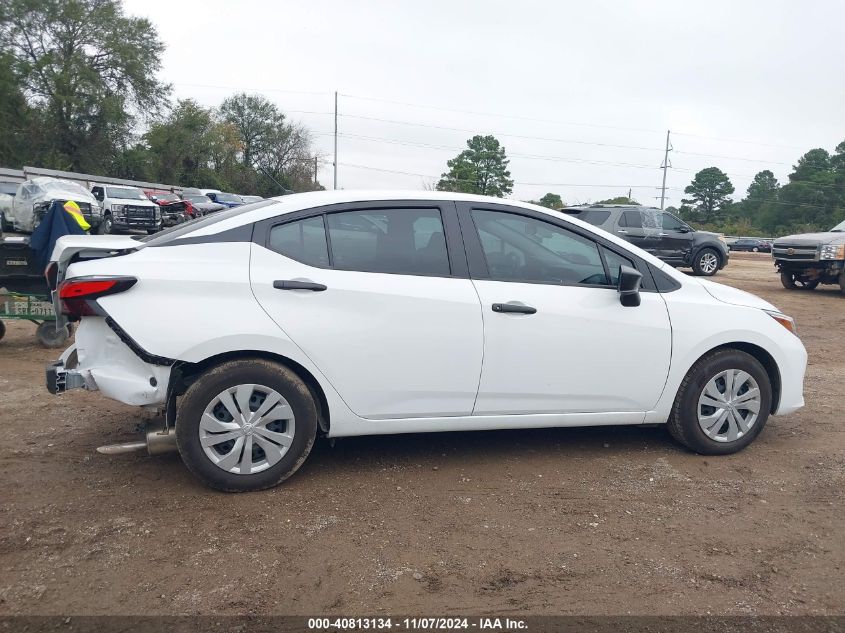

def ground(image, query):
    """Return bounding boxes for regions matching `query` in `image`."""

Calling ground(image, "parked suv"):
[772,220,845,293]
[91,184,162,234]
[45,192,804,491]
[563,205,729,276]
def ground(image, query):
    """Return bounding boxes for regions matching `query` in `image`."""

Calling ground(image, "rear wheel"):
[692,248,721,276]
[176,359,318,492]
[667,349,771,455]
[35,321,72,348]
[780,272,818,290]
[752,246,759,252]
[0,320,6,341]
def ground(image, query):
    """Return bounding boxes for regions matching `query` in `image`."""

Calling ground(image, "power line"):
[338,163,663,189]
[337,133,664,170]
[339,92,663,135]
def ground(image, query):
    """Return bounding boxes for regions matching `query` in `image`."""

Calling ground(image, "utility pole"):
[627,187,632,203]
[659,130,672,209]
[333,91,338,190]
[314,156,318,188]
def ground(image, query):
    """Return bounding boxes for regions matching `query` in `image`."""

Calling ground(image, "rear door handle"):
[273,280,327,291]
[492,302,537,315]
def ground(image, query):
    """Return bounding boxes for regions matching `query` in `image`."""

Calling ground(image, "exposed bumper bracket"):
[46,360,87,394]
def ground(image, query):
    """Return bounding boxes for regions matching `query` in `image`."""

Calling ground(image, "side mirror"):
[617,265,642,307]
[677,226,692,233]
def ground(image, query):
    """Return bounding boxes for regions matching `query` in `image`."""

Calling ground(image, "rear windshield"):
[0,182,18,195]
[214,193,243,204]
[138,199,275,244]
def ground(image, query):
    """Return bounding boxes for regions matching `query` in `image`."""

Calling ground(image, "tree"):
[596,195,640,205]
[746,170,780,203]
[219,93,283,169]
[532,193,564,209]
[0,0,169,173]
[437,135,513,197]
[145,100,223,187]
[683,167,735,218]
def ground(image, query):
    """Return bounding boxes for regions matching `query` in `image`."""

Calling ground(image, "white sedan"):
[45,191,806,491]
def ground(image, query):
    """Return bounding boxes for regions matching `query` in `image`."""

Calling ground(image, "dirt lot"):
[0,255,843,616]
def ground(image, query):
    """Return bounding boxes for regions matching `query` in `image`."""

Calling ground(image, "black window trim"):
[455,201,658,292]
[254,199,469,280]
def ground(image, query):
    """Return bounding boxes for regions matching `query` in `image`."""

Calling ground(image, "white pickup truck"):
[91,184,162,234]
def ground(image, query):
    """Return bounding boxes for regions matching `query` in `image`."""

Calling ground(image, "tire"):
[667,349,772,455]
[0,320,6,341]
[752,247,759,252]
[35,321,72,348]
[780,272,817,290]
[175,358,318,492]
[840,271,845,296]
[99,213,113,235]
[692,247,721,276]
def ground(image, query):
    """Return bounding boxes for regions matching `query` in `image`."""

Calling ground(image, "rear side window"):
[619,210,643,229]
[326,208,450,276]
[579,210,611,226]
[269,216,329,267]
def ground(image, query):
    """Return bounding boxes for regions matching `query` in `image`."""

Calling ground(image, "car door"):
[654,212,694,263]
[250,201,484,420]
[614,209,657,255]
[458,203,672,416]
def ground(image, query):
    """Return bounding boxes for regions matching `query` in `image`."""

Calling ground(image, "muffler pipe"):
[96,422,178,456]
[97,441,147,455]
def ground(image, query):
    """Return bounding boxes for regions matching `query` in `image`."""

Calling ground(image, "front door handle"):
[617,229,628,234]
[273,280,327,291]
[492,302,537,315]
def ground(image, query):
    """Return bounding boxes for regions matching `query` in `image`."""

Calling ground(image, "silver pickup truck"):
[772,219,845,293]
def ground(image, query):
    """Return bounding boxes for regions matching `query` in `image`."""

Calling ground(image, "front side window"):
[601,246,635,286]
[661,213,687,231]
[326,208,450,276]
[471,209,609,286]
[268,216,329,268]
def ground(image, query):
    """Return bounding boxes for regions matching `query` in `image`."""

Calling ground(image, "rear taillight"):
[58,276,137,319]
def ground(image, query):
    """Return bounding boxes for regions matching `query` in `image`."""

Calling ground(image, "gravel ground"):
[0,254,843,616]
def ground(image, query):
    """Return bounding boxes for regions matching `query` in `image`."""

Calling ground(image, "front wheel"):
[667,349,771,455]
[176,359,318,492]
[780,272,818,290]
[99,214,113,235]
[692,248,721,276]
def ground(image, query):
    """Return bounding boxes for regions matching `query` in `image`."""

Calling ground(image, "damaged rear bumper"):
[44,318,172,407]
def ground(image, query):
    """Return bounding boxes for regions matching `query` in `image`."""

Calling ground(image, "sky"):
[123,0,845,206]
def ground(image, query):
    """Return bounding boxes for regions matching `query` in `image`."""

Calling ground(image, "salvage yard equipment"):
[0,233,72,347]
[0,291,72,347]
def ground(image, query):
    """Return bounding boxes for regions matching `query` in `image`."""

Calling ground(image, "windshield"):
[830,220,845,232]
[106,186,147,200]
[41,179,92,199]
[214,193,243,204]
[155,193,180,202]
[184,195,212,204]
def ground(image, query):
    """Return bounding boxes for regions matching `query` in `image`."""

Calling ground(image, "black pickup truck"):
[772,220,845,293]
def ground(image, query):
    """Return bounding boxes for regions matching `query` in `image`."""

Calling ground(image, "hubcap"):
[700,252,718,274]
[697,369,761,442]
[199,384,295,475]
